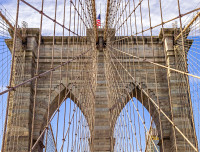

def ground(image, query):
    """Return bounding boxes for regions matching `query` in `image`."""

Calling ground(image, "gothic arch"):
[39,83,92,133]
[32,83,92,151]
[110,82,171,150]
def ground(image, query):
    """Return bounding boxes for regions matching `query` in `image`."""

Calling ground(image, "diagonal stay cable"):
[78,0,92,28]
[0,48,92,96]
[104,0,111,41]
[104,54,140,151]
[175,11,200,41]
[107,0,144,39]
[70,0,89,29]
[110,7,200,43]
[107,0,122,28]
[108,44,200,80]
[59,106,82,152]
[105,49,159,152]
[91,0,98,42]
[20,0,79,36]
[31,70,91,151]
[107,46,198,151]
[49,124,58,152]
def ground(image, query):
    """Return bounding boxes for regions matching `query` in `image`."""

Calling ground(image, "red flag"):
[96,14,101,27]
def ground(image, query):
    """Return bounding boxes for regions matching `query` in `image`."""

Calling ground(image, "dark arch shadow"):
[110,82,169,148]
[34,83,92,151]
[40,83,91,131]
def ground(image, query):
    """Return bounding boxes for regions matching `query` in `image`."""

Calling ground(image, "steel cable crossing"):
[0,0,200,151]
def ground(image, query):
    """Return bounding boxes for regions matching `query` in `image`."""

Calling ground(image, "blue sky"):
[0,0,200,151]
[188,35,200,150]
[1,0,200,36]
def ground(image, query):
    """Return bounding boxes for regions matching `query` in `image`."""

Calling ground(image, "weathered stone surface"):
[3,28,197,152]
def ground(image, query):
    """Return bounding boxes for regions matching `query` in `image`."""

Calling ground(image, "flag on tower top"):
[97,14,101,27]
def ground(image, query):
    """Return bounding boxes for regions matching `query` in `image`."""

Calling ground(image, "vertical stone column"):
[92,29,111,151]
[93,49,112,152]
[4,29,37,152]
[162,29,197,151]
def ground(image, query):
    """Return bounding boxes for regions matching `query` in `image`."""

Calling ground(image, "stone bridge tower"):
[3,28,197,152]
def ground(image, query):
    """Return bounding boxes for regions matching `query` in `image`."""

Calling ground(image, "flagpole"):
[100,3,101,28]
